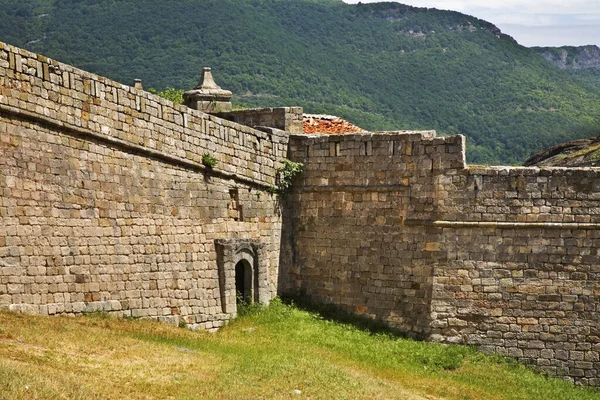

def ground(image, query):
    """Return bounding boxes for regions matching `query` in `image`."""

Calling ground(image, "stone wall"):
[427,167,600,386]
[0,42,287,329]
[214,107,304,135]
[283,132,465,337]
[285,133,600,385]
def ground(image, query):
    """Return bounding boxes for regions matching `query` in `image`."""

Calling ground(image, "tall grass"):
[0,300,598,399]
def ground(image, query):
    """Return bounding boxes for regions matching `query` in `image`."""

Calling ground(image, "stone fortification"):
[428,166,600,385]
[2,42,600,386]
[0,42,287,329]
[284,132,600,386]
[282,132,465,336]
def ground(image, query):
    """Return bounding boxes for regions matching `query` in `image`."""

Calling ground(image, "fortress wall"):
[0,42,286,329]
[425,166,600,386]
[435,166,600,224]
[283,132,465,336]
[2,40,599,385]
[287,133,600,385]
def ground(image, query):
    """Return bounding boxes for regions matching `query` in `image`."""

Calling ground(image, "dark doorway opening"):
[235,260,252,305]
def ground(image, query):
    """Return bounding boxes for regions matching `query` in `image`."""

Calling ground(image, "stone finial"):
[133,79,143,90]
[183,67,232,113]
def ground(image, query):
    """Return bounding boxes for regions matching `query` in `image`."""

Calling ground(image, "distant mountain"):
[534,45,600,70]
[533,45,600,92]
[1,0,599,165]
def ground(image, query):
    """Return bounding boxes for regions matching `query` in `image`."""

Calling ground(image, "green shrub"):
[148,87,184,104]
[202,153,218,168]
[274,158,303,194]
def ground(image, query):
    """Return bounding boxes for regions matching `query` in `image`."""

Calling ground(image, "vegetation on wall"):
[1,0,600,164]
[273,158,304,195]
[201,153,218,169]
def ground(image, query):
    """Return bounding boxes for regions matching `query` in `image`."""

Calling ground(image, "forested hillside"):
[2,0,600,164]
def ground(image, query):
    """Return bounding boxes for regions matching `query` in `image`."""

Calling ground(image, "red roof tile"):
[303,114,367,135]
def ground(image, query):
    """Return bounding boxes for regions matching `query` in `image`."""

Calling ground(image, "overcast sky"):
[342,0,600,47]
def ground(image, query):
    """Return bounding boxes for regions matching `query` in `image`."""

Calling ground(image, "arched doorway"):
[215,238,268,317]
[235,259,253,305]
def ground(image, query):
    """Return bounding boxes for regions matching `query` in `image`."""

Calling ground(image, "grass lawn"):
[0,299,598,400]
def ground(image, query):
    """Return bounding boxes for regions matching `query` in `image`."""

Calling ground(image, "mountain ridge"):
[533,45,600,70]
[532,45,600,92]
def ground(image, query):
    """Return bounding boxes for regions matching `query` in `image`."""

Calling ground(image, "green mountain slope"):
[1,0,600,165]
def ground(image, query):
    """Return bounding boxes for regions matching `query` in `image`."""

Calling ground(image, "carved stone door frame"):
[215,239,268,317]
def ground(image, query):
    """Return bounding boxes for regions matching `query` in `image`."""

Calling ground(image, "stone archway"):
[215,239,267,317]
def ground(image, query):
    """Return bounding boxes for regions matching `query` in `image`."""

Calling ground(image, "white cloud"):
[341,0,600,47]
[500,24,600,47]
[489,13,562,27]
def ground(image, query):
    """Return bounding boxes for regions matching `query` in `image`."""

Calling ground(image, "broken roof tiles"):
[302,114,368,135]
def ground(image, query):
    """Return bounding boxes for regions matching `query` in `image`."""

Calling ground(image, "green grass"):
[0,299,598,399]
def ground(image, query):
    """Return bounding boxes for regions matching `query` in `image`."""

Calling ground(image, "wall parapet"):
[0,41,288,188]
[214,107,303,134]
[0,102,271,191]
[289,132,465,162]
[287,132,466,188]
[438,164,600,224]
